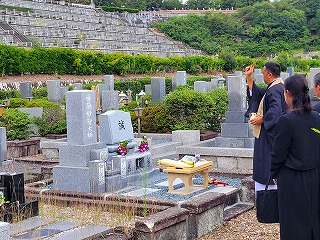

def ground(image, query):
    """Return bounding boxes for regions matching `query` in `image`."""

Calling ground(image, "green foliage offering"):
[33,106,67,136]
[163,86,228,131]
[0,109,31,140]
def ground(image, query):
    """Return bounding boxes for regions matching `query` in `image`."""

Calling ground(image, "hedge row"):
[1,45,320,76]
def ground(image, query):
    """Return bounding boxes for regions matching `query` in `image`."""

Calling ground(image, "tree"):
[186,0,212,9]
[146,0,163,10]
[162,0,184,10]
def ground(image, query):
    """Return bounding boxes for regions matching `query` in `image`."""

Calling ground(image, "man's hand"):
[250,115,263,125]
[244,64,254,77]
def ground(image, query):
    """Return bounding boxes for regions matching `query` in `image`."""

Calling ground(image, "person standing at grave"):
[244,62,288,193]
[271,74,320,239]
[313,72,320,112]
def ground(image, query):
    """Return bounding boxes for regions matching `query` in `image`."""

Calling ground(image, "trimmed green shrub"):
[163,86,228,131]
[141,103,174,133]
[0,108,31,140]
[33,106,66,136]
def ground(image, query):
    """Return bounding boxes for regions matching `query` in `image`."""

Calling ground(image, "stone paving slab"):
[207,186,239,195]
[11,217,55,236]
[12,221,79,239]
[45,225,110,240]
[121,188,161,197]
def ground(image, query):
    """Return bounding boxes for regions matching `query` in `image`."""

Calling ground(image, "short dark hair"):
[314,72,320,87]
[284,74,312,112]
[264,62,281,78]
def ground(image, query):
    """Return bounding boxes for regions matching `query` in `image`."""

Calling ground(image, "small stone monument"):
[99,110,152,192]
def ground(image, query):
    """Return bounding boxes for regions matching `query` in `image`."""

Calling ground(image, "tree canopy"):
[153,1,319,57]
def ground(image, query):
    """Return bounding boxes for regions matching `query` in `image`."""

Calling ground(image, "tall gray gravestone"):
[101,90,119,111]
[216,73,254,148]
[47,80,62,103]
[145,84,151,95]
[172,71,186,91]
[104,75,114,91]
[97,83,108,108]
[60,86,68,99]
[0,127,7,166]
[20,82,32,99]
[253,69,264,84]
[151,77,166,104]
[53,90,106,193]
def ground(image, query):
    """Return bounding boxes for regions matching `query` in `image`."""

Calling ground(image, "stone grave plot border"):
[24,180,231,240]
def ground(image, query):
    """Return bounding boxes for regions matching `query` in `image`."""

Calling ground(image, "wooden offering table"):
[163,159,213,195]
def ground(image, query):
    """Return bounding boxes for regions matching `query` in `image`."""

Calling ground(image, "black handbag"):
[256,176,279,223]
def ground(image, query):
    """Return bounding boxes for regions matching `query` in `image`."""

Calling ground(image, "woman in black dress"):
[271,74,320,240]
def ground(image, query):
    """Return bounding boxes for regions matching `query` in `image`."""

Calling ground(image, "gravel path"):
[197,209,280,240]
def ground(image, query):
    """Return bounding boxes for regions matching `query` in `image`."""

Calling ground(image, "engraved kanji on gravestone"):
[118,120,125,130]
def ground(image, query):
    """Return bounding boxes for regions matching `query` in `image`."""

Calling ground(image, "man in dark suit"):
[244,62,288,193]
[313,72,320,112]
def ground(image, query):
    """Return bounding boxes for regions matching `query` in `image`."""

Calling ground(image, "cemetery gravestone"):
[0,127,6,166]
[101,90,119,111]
[99,110,134,145]
[194,81,207,92]
[47,80,62,103]
[280,72,289,81]
[20,82,32,100]
[145,84,151,95]
[287,67,294,77]
[71,83,82,90]
[53,90,106,193]
[216,73,254,148]
[172,71,186,91]
[151,77,166,104]
[104,75,114,91]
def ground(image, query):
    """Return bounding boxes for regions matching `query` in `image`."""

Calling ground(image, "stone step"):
[223,202,254,221]
[149,141,182,156]
[207,186,240,208]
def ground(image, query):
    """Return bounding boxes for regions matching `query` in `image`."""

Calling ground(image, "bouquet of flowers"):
[117,140,128,156]
[138,136,149,153]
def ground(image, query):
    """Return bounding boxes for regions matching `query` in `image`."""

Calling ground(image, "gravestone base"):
[105,151,153,192]
[220,123,251,138]
[59,142,105,167]
[106,168,159,192]
[215,137,254,148]
[53,160,106,193]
